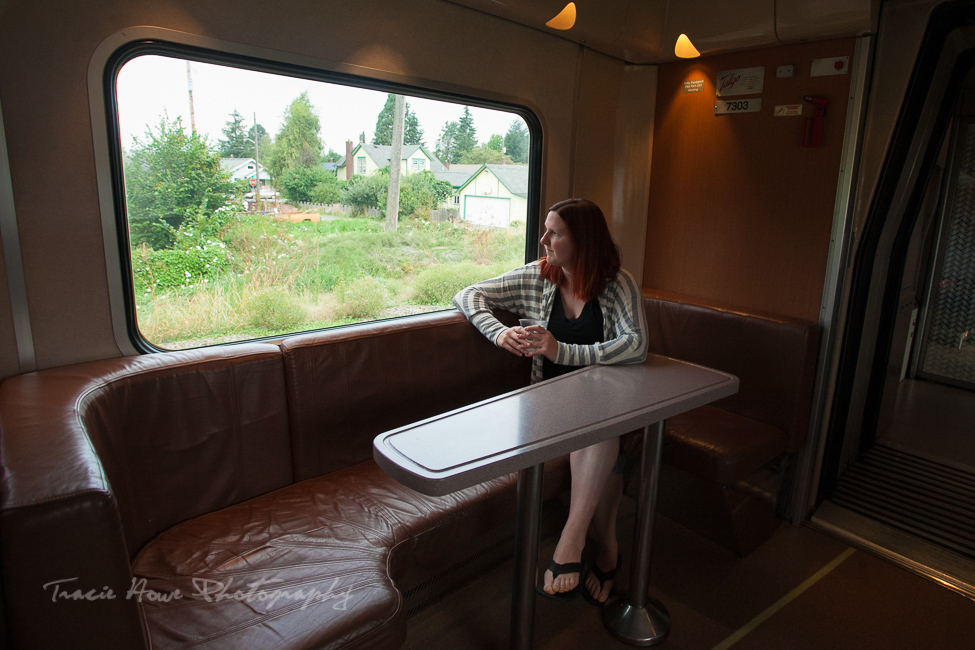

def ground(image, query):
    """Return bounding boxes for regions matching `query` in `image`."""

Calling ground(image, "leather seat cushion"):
[133,458,570,650]
[662,405,788,485]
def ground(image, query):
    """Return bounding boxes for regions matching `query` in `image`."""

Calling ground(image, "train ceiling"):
[442,0,878,64]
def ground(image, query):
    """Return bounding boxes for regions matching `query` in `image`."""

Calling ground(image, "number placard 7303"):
[714,98,762,115]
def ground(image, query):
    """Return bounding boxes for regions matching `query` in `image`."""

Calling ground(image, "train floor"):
[403,499,975,650]
[879,378,975,470]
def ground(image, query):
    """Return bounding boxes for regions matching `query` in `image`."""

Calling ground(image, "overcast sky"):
[116,55,528,157]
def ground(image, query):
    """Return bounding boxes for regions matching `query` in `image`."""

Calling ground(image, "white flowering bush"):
[132,205,234,293]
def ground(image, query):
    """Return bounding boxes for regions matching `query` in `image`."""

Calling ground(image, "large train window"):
[110,49,536,350]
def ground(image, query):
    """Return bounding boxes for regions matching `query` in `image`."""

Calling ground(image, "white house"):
[453,164,529,228]
[334,143,447,179]
[220,158,270,188]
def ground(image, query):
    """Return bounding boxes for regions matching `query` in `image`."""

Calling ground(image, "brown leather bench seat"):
[640,290,819,554]
[0,295,817,647]
[0,311,570,650]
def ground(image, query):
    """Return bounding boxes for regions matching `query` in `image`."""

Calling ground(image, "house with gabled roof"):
[334,143,447,179]
[219,158,270,187]
[454,164,529,228]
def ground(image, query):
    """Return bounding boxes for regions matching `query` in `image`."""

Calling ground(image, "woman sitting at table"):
[453,198,648,604]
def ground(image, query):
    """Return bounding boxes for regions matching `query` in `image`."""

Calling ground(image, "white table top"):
[373,354,739,496]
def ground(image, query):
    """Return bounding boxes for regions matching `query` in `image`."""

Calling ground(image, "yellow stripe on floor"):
[711,547,857,650]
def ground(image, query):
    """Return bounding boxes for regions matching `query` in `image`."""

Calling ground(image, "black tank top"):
[542,289,604,380]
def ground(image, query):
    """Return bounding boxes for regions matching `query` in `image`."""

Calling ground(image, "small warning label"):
[774,104,803,117]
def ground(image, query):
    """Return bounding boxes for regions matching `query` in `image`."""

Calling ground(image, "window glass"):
[114,53,534,350]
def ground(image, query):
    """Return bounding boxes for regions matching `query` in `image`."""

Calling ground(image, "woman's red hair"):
[539,198,621,302]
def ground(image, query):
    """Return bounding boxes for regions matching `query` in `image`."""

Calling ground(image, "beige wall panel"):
[572,49,624,223]
[644,37,856,322]
[0,0,584,370]
[572,49,656,279]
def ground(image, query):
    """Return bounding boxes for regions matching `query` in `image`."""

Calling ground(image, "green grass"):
[134,214,527,348]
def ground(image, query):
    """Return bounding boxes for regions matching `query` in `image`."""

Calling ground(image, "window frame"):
[100,38,542,354]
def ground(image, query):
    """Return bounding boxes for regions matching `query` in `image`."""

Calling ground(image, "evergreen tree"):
[454,107,477,163]
[268,92,323,178]
[504,120,530,164]
[373,94,424,146]
[404,109,424,147]
[218,109,250,158]
[434,121,459,165]
[245,123,272,157]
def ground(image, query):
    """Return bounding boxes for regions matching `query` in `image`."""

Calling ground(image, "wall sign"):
[714,98,762,115]
[683,79,705,93]
[716,66,764,97]
[774,104,803,116]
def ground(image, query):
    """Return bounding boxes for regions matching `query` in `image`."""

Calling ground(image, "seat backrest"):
[1,344,292,557]
[281,310,531,481]
[642,290,819,452]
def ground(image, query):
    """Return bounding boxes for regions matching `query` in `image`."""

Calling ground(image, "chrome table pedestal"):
[603,421,670,646]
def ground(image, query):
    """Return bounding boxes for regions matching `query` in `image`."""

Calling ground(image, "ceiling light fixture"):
[675,33,701,58]
[546,2,576,30]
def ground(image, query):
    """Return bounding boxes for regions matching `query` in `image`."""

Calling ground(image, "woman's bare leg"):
[543,437,618,594]
[584,471,623,602]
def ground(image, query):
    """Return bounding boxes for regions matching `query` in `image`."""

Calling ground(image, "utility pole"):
[186,62,196,134]
[253,112,261,213]
[384,94,406,232]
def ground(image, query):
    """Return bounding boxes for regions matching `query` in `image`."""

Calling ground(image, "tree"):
[278,166,331,203]
[340,171,387,215]
[218,109,250,158]
[404,110,424,147]
[268,92,323,178]
[310,174,343,205]
[339,169,450,219]
[246,123,272,158]
[125,116,238,250]
[486,134,504,152]
[454,107,477,163]
[504,120,530,164]
[434,121,459,166]
[373,94,424,146]
[460,145,505,165]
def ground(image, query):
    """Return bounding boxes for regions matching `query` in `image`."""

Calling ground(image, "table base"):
[602,596,671,646]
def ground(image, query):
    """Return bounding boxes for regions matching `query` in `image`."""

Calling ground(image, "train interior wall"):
[644,37,856,323]
[0,0,659,381]
[0,0,864,380]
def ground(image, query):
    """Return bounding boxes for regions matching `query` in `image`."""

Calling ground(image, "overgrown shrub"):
[309,174,343,204]
[133,240,230,293]
[246,287,304,331]
[335,276,389,319]
[412,262,497,305]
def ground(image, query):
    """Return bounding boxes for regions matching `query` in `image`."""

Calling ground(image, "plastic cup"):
[518,319,547,344]
[518,318,547,329]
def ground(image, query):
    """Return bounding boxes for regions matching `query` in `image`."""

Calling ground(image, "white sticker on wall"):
[774,104,803,116]
[716,67,764,97]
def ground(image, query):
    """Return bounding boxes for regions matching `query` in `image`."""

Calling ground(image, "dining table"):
[374,353,739,648]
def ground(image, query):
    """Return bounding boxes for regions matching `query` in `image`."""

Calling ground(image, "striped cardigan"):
[452,261,649,384]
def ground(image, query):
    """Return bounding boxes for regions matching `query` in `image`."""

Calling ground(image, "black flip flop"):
[581,553,622,605]
[535,560,582,601]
